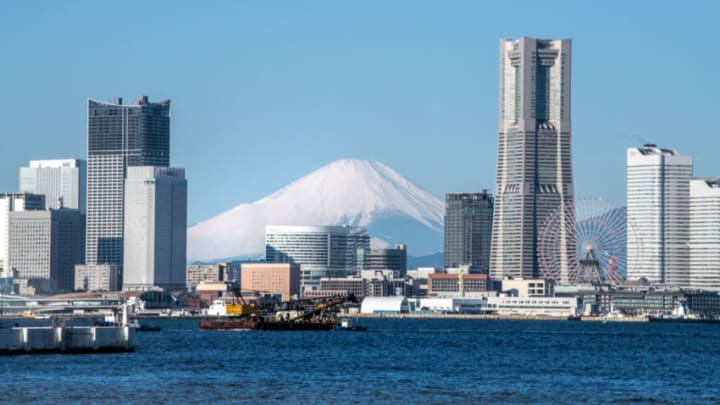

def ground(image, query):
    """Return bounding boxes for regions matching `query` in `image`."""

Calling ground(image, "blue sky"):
[1,1,718,225]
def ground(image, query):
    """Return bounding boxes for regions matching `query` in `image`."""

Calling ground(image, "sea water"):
[2,318,719,403]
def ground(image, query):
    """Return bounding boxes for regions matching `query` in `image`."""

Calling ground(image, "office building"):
[500,278,554,297]
[74,264,119,291]
[490,37,575,282]
[19,159,86,213]
[186,263,228,289]
[627,145,692,286]
[365,244,407,276]
[123,166,187,291]
[241,263,300,301]
[86,96,170,277]
[0,193,45,275]
[8,209,84,292]
[444,192,493,272]
[265,225,370,293]
[689,178,720,290]
[428,273,488,296]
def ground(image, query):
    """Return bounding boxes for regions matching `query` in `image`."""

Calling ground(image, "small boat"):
[128,319,162,332]
[335,319,367,331]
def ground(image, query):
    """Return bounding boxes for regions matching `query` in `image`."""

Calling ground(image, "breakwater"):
[338,313,649,322]
[0,326,135,355]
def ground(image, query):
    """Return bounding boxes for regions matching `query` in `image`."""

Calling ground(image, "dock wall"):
[0,326,134,355]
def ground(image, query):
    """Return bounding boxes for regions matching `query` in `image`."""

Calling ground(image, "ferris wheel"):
[538,198,641,285]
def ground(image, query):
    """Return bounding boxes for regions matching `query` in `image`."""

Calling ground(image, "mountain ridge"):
[187,159,444,261]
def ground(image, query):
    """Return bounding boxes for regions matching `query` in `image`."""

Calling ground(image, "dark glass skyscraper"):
[86,96,170,273]
[444,192,493,272]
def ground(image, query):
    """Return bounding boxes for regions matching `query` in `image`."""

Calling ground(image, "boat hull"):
[200,317,334,331]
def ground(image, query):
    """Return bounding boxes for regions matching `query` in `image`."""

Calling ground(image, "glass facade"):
[444,192,493,272]
[265,225,370,293]
[86,97,170,280]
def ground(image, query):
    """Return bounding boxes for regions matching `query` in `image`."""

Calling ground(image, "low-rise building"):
[241,263,300,301]
[319,277,365,299]
[428,273,488,296]
[74,264,119,291]
[186,263,228,289]
[360,296,409,314]
[500,278,554,297]
[483,296,577,317]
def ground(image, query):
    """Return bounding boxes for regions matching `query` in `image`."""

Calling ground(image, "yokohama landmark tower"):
[490,37,575,281]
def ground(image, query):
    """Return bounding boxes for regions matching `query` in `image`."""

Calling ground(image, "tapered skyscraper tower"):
[86,97,170,275]
[490,37,575,281]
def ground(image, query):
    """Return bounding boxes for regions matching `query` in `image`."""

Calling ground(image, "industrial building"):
[360,296,409,314]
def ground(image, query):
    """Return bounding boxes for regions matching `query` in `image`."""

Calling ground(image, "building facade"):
[19,159,86,213]
[8,209,84,292]
[444,192,493,272]
[123,166,187,291]
[74,264,119,291]
[689,178,720,290]
[86,96,170,277]
[240,263,300,301]
[627,145,692,286]
[490,37,575,282]
[265,225,370,293]
[428,273,488,296]
[0,193,45,275]
[186,263,228,289]
[365,244,407,276]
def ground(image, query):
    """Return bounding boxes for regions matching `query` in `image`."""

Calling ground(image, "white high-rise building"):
[490,37,574,282]
[19,159,86,213]
[122,167,187,291]
[689,178,720,291]
[265,225,370,294]
[627,144,692,286]
[0,193,45,276]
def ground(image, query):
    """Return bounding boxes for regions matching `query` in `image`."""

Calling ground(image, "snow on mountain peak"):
[187,159,444,261]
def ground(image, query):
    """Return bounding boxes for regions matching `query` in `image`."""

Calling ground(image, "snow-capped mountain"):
[187,159,444,261]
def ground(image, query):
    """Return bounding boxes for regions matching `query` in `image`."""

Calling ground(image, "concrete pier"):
[0,326,135,355]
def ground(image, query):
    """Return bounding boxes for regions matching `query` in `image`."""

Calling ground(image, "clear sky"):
[1,1,718,225]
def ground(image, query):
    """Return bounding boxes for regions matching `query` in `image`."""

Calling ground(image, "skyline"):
[2,1,719,226]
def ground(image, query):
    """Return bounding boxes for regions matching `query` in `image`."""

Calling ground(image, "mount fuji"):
[187,159,445,262]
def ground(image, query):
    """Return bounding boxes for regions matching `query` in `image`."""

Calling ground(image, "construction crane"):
[224,282,256,316]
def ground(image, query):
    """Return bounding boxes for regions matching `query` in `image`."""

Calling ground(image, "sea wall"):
[0,326,134,355]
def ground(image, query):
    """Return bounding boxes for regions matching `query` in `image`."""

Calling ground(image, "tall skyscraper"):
[444,192,493,272]
[0,193,45,276]
[265,225,370,293]
[8,208,84,292]
[123,166,187,291]
[490,37,575,281]
[689,178,720,291]
[626,144,692,286]
[85,96,170,281]
[19,159,86,213]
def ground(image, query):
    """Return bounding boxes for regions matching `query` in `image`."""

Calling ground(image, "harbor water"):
[2,318,719,403]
